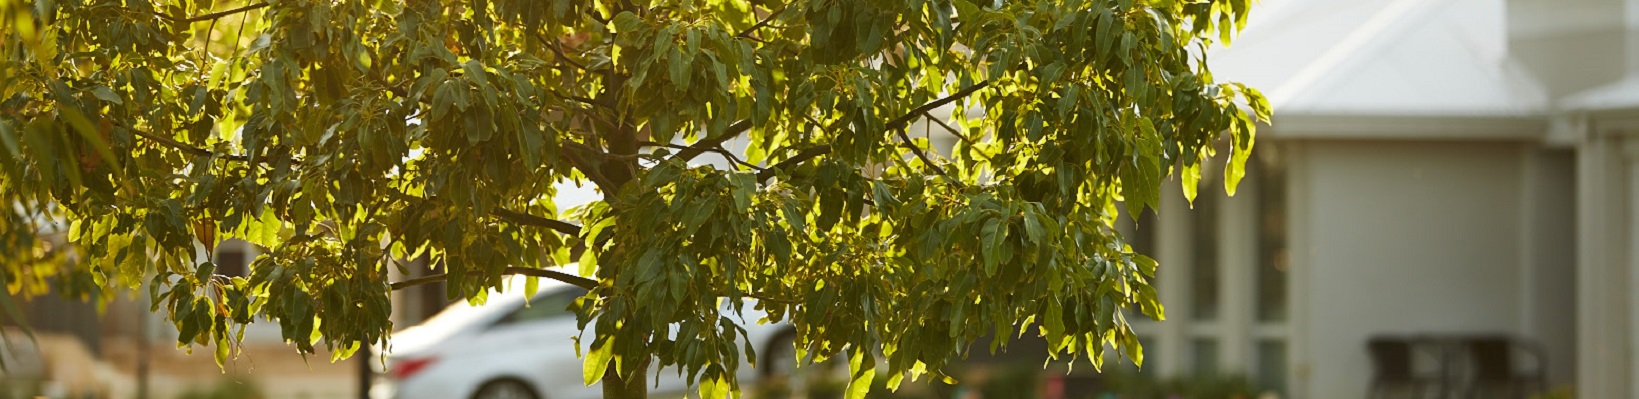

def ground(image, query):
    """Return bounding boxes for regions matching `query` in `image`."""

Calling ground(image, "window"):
[1255,149,1289,322]
[1135,335,1159,375]
[494,287,588,326]
[1191,181,1221,322]
[1128,206,1159,259]
[212,239,253,277]
[1255,339,1288,394]
[1123,143,1288,386]
[1191,338,1219,375]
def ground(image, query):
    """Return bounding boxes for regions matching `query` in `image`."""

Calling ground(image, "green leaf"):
[91,86,123,104]
[611,11,644,33]
[1224,111,1256,196]
[237,208,283,250]
[0,120,20,156]
[214,335,231,365]
[1134,254,1158,279]
[699,373,732,399]
[1022,211,1044,245]
[979,217,1002,275]
[578,247,598,277]
[870,181,899,208]
[667,48,690,88]
[1043,298,1064,345]
[846,349,876,399]
[1181,162,1201,206]
[195,262,216,282]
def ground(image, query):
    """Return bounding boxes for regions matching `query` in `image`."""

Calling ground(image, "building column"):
[1285,141,1313,399]
[1626,137,1639,399]
[1155,183,1193,377]
[1577,131,1631,399]
[1220,168,1257,372]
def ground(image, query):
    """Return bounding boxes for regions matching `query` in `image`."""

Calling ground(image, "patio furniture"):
[1367,337,1447,399]
[1460,336,1546,399]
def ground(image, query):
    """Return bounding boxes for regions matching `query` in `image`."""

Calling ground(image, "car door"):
[473,287,596,399]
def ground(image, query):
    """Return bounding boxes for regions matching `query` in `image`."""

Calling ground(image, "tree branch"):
[736,7,787,39]
[390,267,597,291]
[746,81,991,183]
[553,92,610,110]
[388,273,445,291]
[124,124,250,162]
[530,31,589,72]
[756,144,830,183]
[885,80,991,131]
[894,128,954,182]
[490,208,583,237]
[504,267,596,290]
[640,141,766,172]
[386,189,583,237]
[156,2,270,23]
[562,140,620,193]
[673,120,753,162]
[920,111,974,145]
[922,110,994,162]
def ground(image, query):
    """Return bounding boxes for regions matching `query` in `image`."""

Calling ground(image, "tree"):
[0,0,1267,396]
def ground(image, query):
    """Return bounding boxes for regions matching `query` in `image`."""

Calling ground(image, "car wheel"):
[472,379,540,399]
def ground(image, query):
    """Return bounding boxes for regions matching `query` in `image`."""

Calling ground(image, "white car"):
[371,277,797,399]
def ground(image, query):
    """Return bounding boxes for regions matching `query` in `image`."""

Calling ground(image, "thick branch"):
[490,208,583,237]
[388,273,445,291]
[505,267,596,289]
[157,2,270,23]
[390,267,597,291]
[562,141,620,192]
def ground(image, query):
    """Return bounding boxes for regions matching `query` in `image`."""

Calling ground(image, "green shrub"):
[1100,371,1260,399]
[174,375,265,399]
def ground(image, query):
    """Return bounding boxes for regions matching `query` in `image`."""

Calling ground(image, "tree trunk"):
[601,357,650,399]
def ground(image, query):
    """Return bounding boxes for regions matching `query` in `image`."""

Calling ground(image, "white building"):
[1098,0,1639,397]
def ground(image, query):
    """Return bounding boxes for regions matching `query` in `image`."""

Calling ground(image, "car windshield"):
[415,275,577,331]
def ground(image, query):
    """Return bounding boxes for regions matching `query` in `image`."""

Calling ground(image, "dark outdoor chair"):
[1461,336,1546,399]
[1367,337,1445,399]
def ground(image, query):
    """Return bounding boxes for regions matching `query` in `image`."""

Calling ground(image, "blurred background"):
[7,0,1639,397]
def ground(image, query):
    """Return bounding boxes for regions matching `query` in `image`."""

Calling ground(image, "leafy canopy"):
[0,0,1267,396]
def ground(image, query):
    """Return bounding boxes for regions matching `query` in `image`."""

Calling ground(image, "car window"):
[494,288,588,326]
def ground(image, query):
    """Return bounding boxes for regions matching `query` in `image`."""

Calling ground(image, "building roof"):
[1211,0,1549,117]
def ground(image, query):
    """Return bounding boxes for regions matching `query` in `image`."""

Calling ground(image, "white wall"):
[1295,141,1532,397]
